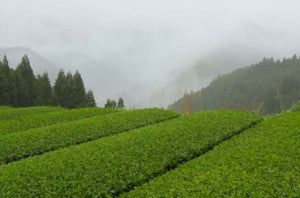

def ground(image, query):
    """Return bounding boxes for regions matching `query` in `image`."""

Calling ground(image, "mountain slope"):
[148,44,267,108]
[169,55,300,114]
[0,47,59,81]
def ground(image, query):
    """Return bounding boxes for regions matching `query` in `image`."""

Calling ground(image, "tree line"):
[169,55,300,115]
[0,55,96,108]
[104,98,124,108]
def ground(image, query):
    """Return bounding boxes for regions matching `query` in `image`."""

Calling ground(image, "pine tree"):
[0,56,12,105]
[3,56,19,106]
[117,97,124,108]
[86,90,96,107]
[15,55,37,106]
[72,71,87,107]
[54,69,67,107]
[64,72,75,108]
[104,99,116,108]
[36,73,54,106]
[0,60,5,104]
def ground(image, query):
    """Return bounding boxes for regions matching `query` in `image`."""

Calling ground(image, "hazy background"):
[1,0,300,107]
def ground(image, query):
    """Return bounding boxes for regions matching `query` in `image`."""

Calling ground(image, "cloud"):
[1,0,300,106]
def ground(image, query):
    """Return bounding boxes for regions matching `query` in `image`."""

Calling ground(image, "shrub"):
[0,106,59,121]
[0,107,116,135]
[0,108,179,164]
[123,112,300,197]
[0,110,261,197]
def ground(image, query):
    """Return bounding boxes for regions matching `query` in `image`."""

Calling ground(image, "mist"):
[1,0,300,107]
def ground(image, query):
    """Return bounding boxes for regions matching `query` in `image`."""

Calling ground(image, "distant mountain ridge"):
[169,55,300,115]
[0,47,59,81]
[147,43,266,108]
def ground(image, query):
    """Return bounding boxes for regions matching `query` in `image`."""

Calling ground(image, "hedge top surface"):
[0,107,116,135]
[0,110,261,197]
[0,106,13,109]
[123,112,300,198]
[0,108,179,164]
[0,106,60,121]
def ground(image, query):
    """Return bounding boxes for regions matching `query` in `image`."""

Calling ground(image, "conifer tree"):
[54,69,67,107]
[86,90,96,107]
[15,55,37,106]
[72,71,87,107]
[117,97,124,108]
[104,99,116,108]
[0,56,12,105]
[36,73,54,106]
[64,72,75,108]
[3,56,18,106]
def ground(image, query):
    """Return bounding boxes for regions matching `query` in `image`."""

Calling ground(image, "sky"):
[1,0,300,106]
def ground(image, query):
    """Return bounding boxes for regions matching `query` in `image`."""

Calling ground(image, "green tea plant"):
[0,108,179,164]
[123,112,300,197]
[0,110,260,197]
[0,107,116,135]
[0,106,60,121]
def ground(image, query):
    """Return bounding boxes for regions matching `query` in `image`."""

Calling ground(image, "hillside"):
[169,55,300,115]
[147,44,265,108]
[123,111,300,197]
[0,106,299,197]
[0,47,59,81]
[0,107,261,196]
[147,22,285,108]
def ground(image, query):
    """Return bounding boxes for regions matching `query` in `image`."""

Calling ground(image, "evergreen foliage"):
[105,98,125,108]
[86,90,96,107]
[117,97,125,108]
[0,55,96,108]
[36,73,54,106]
[104,99,117,108]
[169,55,300,115]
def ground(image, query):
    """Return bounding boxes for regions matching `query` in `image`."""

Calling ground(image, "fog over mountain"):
[0,47,59,81]
[1,0,300,107]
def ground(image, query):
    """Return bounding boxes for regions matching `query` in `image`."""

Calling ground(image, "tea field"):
[0,106,298,197]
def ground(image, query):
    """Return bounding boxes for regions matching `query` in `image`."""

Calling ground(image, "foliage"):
[0,106,13,109]
[0,106,59,121]
[169,55,300,115]
[105,97,125,108]
[0,108,179,164]
[0,107,115,135]
[86,90,96,107]
[0,110,260,197]
[123,112,300,197]
[36,73,54,106]
[0,55,96,108]
[118,97,125,108]
[14,55,37,106]
[104,99,117,108]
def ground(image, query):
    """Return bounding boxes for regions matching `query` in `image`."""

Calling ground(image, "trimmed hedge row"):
[0,106,59,121]
[0,106,13,109]
[0,110,261,197]
[0,107,116,135]
[123,112,300,197]
[0,108,179,164]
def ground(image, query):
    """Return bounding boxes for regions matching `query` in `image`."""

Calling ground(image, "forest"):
[169,55,300,114]
[0,55,96,108]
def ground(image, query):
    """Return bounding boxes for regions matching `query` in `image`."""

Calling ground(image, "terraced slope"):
[0,110,261,197]
[0,108,179,164]
[123,112,300,197]
[0,107,116,135]
[0,106,60,121]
